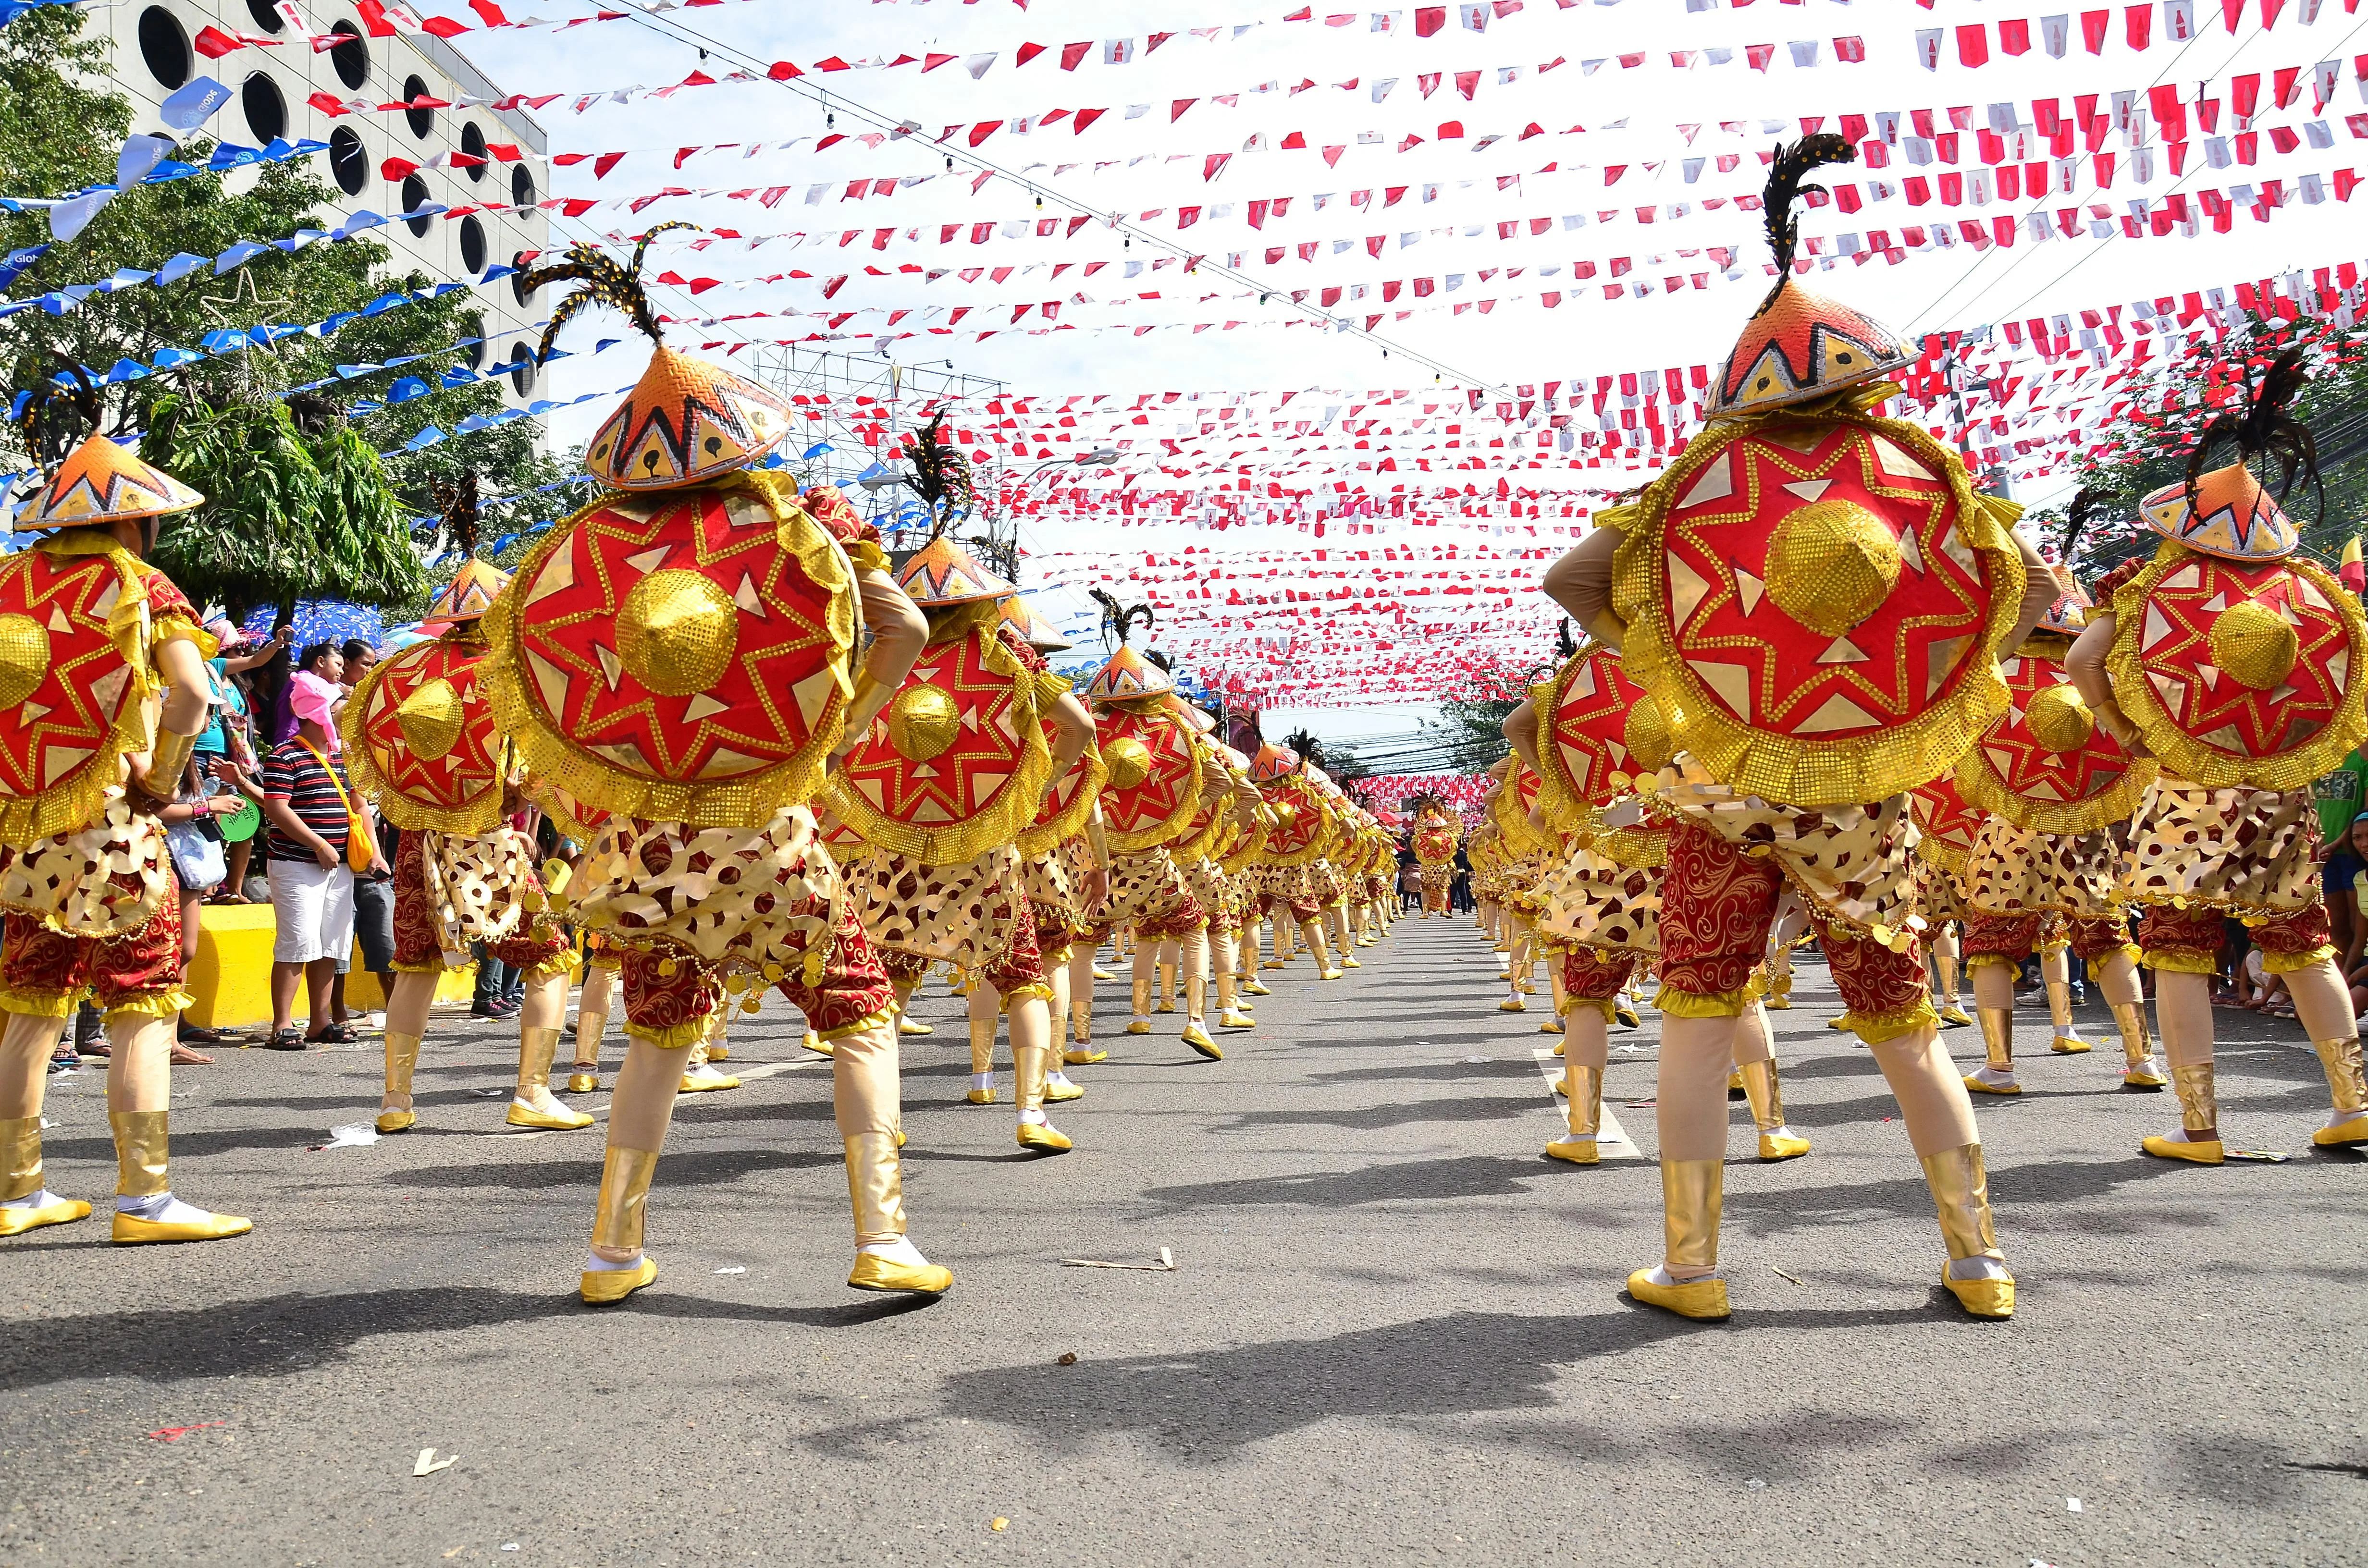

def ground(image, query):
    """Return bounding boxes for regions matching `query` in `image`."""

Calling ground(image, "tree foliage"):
[0,8,552,616]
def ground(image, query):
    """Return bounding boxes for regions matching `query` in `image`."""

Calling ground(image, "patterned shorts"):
[0,862,186,1018]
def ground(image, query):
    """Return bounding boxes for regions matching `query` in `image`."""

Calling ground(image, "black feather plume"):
[1090,586,1156,649]
[518,221,695,364]
[436,473,481,559]
[14,365,99,469]
[1757,134,1856,311]
[2182,345,2320,530]
[2060,486,2110,564]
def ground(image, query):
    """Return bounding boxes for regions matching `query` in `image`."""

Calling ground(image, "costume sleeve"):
[141,571,220,661]
[2089,553,2150,613]
[799,484,891,573]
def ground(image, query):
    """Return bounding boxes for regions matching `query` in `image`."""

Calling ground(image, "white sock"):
[1020,1108,1048,1126]
[1046,1071,1076,1088]
[1,1188,66,1210]
[1971,1066,2019,1086]
[2163,1125,2213,1143]
[2327,1106,2365,1129]
[1642,1263,1719,1286]
[1947,1255,2010,1281]
[116,1192,212,1224]
[858,1236,929,1265]
[583,1250,642,1273]
[970,1072,995,1092]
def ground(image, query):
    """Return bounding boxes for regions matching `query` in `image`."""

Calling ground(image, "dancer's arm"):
[1503,698,1541,774]
[842,569,928,746]
[1541,525,1624,649]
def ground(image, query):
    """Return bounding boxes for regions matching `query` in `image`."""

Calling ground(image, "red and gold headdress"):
[897,535,1014,608]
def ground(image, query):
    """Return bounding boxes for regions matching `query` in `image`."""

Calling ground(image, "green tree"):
[0,7,551,616]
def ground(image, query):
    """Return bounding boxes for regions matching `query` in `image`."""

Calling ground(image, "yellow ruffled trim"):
[997,980,1055,1006]
[1491,765,1558,858]
[819,1005,897,1042]
[1912,837,1969,877]
[1965,953,2022,973]
[392,958,451,976]
[1652,983,1748,1018]
[338,634,506,835]
[825,624,1056,867]
[0,536,168,850]
[0,983,80,1018]
[102,987,192,1021]
[2141,946,2220,975]
[625,1016,712,1050]
[1609,404,2023,809]
[1850,993,1938,1045]
[481,470,855,830]
[2107,541,2368,791]
[2261,942,2338,974]
[2084,944,2141,983]
[1566,996,1617,1025]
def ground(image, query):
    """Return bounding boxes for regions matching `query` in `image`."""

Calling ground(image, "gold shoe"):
[2049,1035,2092,1054]
[2312,1113,2368,1148]
[375,1108,417,1134]
[966,1087,998,1105]
[1726,1069,1746,1100]
[1552,1073,1570,1098]
[2123,1062,2168,1089]
[1155,1000,1176,1014]
[1241,980,1272,996]
[1064,1047,1108,1065]
[112,1208,253,1245]
[1341,955,1362,968]
[1319,968,1344,981]
[1124,1020,1152,1035]
[1498,997,1527,1013]
[1182,1022,1224,1060]
[1260,960,1286,970]
[1092,968,1116,981]
[0,1197,90,1237]
[678,1069,740,1093]
[2142,1133,2225,1164]
[802,1032,833,1058]
[1963,1074,2022,1096]
[1544,1136,1599,1165]
[1827,1016,1853,1031]
[1757,1129,1812,1161]
[897,1017,934,1036]
[1625,1267,1730,1321]
[1942,1267,2015,1320]
[580,1256,658,1305]
[848,1252,953,1294]
[565,1071,601,1094]
[1765,994,1791,1011]
[508,1102,596,1131]
[1017,1122,1074,1154]
[1539,1017,1564,1035]
[1940,1004,1974,1027]
[1614,1004,1641,1029]
[705,1041,729,1062]
[1219,1010,1257,1030]
[1044,1078,1084,1103]
[1553,1037,1566,1056]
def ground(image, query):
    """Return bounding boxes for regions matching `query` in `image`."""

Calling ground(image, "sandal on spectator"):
[308,1023,359,1044]
[264,1028,309,1051]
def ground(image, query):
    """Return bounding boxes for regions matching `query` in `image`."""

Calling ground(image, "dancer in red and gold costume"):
[487,231,943,1302]
[1244,742,1345,982]
[1171,734,1261,1035]
[1908,775,1983,1027]
[0,388,248,1243]
[1484,755,1557,1014]
[2069,350,2368,1161]
[1953,551,2163,1095]
[1542,137,2057,1320]
[829,537,1094,1152]
[342,481,591,1137]
[1081,607,1226,1058]
[1410,797,1460,916]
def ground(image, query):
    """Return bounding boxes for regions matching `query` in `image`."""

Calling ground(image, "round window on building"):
[400,173,432,236]
[458,216,486,274]
[241,73,286,145]
[328,125,369,195]
[510,164,537,210]
[137,7,191,88]
[327,21,368,90]
[459,122,488,184]
[244,0,283,31]
[510,342,538,398]
[402,73,433,139]
[511,252,539,306]
[462,316,486,369]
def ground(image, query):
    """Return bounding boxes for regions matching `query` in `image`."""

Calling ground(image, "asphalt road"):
[2,912,2363,1567]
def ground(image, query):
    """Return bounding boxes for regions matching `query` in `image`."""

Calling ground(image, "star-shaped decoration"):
[0,550,140,803]
[2132,555,2353,761]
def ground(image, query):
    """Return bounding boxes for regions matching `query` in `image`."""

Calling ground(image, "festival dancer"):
[1952,558,2163,1095]
[829,537,1093,1152]
[1909,775,1984,1027]
[1542,136,2058,1320]
[1079,604,1225,1058]
[1172,735,1261,1035]
[1411,796,1460,916]
[1244,742,1346,980]
[1486,756,1557,1013]
[340,480,591,1136]
[2068,349,2368,1162]
[488,230,944,1302]
[0,389,249,1243]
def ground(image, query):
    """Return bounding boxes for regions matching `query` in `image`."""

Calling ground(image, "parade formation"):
[3,133,2363,1351]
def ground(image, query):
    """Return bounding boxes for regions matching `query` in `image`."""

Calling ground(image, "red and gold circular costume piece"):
[2105,546,2368,792]
[1018,742,1106,859]
[482,471,856,827]
[1095,705,1200,853]
[341,636,508,835]
[0,543,161,848]
[1411,808,1460,867]
[1533,643,1653,821]
[1908,772,1982,878]
[1258,774,1331,866]
[1490,760,1555,860]
[1956,645,2156,834]
[1611,410,2023,807]
[828,627,1055,865]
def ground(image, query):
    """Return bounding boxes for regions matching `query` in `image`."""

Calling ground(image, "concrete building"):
[98,0,550,409]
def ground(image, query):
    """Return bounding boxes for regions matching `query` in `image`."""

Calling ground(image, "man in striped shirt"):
[261,654,386,1050]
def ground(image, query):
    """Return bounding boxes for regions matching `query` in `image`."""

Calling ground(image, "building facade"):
[97,0,551,409]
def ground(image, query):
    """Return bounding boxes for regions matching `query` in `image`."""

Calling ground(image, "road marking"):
[1531,1048,1642,1159]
